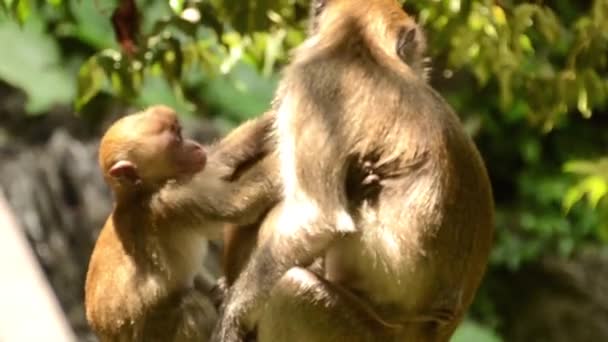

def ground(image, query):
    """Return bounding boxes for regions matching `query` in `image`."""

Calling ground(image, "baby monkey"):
[84,106,217,342]
[85,105,282,342]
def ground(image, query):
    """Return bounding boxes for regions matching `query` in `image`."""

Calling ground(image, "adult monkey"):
[212,0,494,341]
[221,0,430,287]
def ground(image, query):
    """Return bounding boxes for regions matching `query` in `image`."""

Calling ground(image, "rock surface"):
[493,248,608,342]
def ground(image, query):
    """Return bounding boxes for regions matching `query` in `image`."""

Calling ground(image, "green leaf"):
[583,69,606,108]
[577,85,591,118]
[0,20,74,113]
[203,62,278,121]
[563,185,586,213]
[169,0,185,14]
[66,0,116,49]
[586,177,608,208]
[564,159,608,175]
[136,75,194,115]
[518,34,533,52]
[262,28,287,76]
[76,56,107,110]
[520,138,541,164]
[563,176,608,212]
[492,5,506,26]
[16,0,29,23]
[451,320,502,342]
[210,0,285,33]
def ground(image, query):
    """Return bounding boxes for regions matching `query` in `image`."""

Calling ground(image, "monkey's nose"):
[193,144,207,170]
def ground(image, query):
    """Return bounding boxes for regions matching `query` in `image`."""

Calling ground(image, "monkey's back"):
[286,52,494,338]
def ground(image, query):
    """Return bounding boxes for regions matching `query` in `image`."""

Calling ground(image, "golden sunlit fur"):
[86,106,216,341]
[86,107,280,342]
[213,1,494,341]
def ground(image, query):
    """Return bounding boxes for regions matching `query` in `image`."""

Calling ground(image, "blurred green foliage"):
[1,0,608,340]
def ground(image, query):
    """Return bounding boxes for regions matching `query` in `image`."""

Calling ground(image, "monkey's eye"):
[169,123,183,143]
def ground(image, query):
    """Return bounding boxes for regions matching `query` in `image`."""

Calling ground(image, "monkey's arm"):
[209,110,275,173]
[212,101,355,341]
[154,111,280,227]
[191,155,279,223]
[211,212,345,341]
[257,267,397,342]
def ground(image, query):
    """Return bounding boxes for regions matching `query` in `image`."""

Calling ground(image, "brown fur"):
[86,106,217,341]
[221,2,429,285]
[85,107,280,341]
[213,1,494,341]
[222,222,261,286]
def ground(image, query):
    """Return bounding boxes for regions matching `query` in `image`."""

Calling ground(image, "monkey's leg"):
[257,267,395,342]
[211,195,359,342]
[258,267,464,342]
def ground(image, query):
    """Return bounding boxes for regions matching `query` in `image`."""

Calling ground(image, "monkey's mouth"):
[177,145,207,175]
[189,147,207,173]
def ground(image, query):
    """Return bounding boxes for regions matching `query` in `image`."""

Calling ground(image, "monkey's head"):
[308,0,427,77]
[99,105,207,195]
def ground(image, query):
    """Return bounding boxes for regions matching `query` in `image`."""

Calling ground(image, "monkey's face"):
[134,111,206,181]
[100,106,207,190]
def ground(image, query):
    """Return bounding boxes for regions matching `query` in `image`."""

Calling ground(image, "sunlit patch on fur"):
[275,95,297,198]
[276,196,321,237]
[285,267,316,285]
[364,226,405,277]
[379,229,401,262]
[141,274,165,305]
[335,209,356,234]
[358,202,412,279]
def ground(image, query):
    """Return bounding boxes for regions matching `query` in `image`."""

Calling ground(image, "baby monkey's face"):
[99,105,207,189]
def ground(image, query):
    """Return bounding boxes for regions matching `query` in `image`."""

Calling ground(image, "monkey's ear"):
[109,160,139,183]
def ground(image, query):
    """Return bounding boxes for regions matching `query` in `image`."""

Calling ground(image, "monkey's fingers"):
[208,277,229,308]
[360,174,382,200]
[361,174,380,186]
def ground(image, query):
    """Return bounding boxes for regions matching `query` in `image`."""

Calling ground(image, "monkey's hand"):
[208,277,229,309]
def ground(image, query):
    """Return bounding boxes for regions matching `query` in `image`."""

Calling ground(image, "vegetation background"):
[0,0,607,341]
